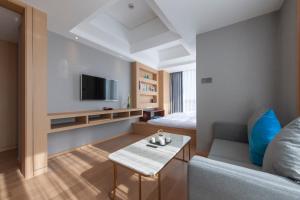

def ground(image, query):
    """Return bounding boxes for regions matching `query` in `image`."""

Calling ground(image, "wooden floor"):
[0,133,194,200]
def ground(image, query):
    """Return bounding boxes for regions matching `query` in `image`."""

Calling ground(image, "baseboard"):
[48,132,131,159]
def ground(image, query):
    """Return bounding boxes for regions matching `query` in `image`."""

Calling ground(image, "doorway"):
[0,6,21,171]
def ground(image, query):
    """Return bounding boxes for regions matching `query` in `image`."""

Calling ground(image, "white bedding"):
[148,112,196,129]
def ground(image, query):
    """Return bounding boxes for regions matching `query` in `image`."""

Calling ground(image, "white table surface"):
[108,133,191,176]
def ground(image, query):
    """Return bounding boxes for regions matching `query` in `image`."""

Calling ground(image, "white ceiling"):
[105,0,157,30]
[0,6,21,43]
[154,0,284,40]
[23,0,284,71]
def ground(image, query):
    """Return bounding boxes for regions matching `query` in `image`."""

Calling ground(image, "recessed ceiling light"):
[75,36,79,40]
[128,3,134,10]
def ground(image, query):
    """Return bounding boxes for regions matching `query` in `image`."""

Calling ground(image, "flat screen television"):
[80,74,118,101]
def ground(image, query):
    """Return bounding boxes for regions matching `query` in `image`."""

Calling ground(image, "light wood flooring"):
[0,133,194,200]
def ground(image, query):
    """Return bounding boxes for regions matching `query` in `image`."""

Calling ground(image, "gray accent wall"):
[277,0,297,125]
[48,32,136,155]
[196,13,280,152]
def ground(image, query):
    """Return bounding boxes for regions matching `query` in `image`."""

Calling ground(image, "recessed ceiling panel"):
[105,0,157,30]
[159,44,190,62]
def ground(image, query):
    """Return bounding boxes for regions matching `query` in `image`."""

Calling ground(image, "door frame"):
[0,0,34,179]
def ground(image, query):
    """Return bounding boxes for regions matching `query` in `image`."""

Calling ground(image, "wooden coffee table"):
[108,132,191,200]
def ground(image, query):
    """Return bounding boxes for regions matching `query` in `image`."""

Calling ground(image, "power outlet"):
[201,77,213,84]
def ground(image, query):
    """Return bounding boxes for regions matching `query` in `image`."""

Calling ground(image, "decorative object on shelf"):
[144,74,150,79]
[127,95,131,109]
[103,107,113,110]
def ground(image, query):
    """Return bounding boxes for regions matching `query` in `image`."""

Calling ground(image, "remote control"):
[146,144,158,148]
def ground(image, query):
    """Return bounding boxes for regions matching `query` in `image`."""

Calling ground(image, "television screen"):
[80,74,118,101]
[81,74,106,100]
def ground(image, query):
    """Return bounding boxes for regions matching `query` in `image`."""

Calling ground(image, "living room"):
[0,0,299,200]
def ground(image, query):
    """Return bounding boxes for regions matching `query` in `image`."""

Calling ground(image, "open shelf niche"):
[88,113,112,125]
[48,108,143,133]
[132,62,159,109]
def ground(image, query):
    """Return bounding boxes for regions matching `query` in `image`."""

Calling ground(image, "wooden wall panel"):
[18,12,26,176]
[131,63,138,108]
[32,8,48,175]
[0,0,26,14]
[0,40,18,152]
[21,4,34,178]
[159,70,170,114]
[1,0,48,178]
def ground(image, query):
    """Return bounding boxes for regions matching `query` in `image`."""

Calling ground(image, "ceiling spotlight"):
[75,36,79,40]
[128,3,135,10]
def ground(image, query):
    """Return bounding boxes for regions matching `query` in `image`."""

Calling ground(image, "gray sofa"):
[189,122,300,200]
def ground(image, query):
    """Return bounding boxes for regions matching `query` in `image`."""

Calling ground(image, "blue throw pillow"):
[249,109,281,166]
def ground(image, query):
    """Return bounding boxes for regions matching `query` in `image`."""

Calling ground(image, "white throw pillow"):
[263,117,300,182]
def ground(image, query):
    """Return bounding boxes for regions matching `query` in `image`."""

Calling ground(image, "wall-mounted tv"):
[80,74,118,101]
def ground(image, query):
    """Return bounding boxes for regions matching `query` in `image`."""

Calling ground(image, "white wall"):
[48,32,136,155]
[196,13,280,152]
[276,0,297,125]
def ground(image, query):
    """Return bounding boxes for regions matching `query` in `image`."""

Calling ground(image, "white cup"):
[166,136,171,143]
[151,137,156,143]
[158,135,166,145]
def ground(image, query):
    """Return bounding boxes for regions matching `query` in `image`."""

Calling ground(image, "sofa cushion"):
[263,117,300,182]
[249,109,281,166]
[189,156,300,200]
[247,108,267,141]
[209,139,260,170]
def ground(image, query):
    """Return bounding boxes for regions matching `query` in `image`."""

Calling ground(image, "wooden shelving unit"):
[48,108,143,133]
[140,91,158,96]
[132,62,159,109]
[158,70,170,114]
[139,78,158,85]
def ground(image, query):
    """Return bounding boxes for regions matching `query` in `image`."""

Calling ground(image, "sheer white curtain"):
[182,70,196,112]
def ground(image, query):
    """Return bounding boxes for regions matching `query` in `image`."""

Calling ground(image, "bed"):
[132,112,197,147]
[148,112,196,129]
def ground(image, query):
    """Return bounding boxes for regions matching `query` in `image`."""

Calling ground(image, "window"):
[183,70,196,112]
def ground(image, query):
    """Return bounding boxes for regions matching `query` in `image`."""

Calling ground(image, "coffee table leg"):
[139,174,142,200]
[183,145,185,161]
[158,173,161,200]
[113,163,117,200]
[188,142,191,160]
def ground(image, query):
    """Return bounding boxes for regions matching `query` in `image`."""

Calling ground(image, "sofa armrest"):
[213,122,248,143]
[188,156,300,200]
